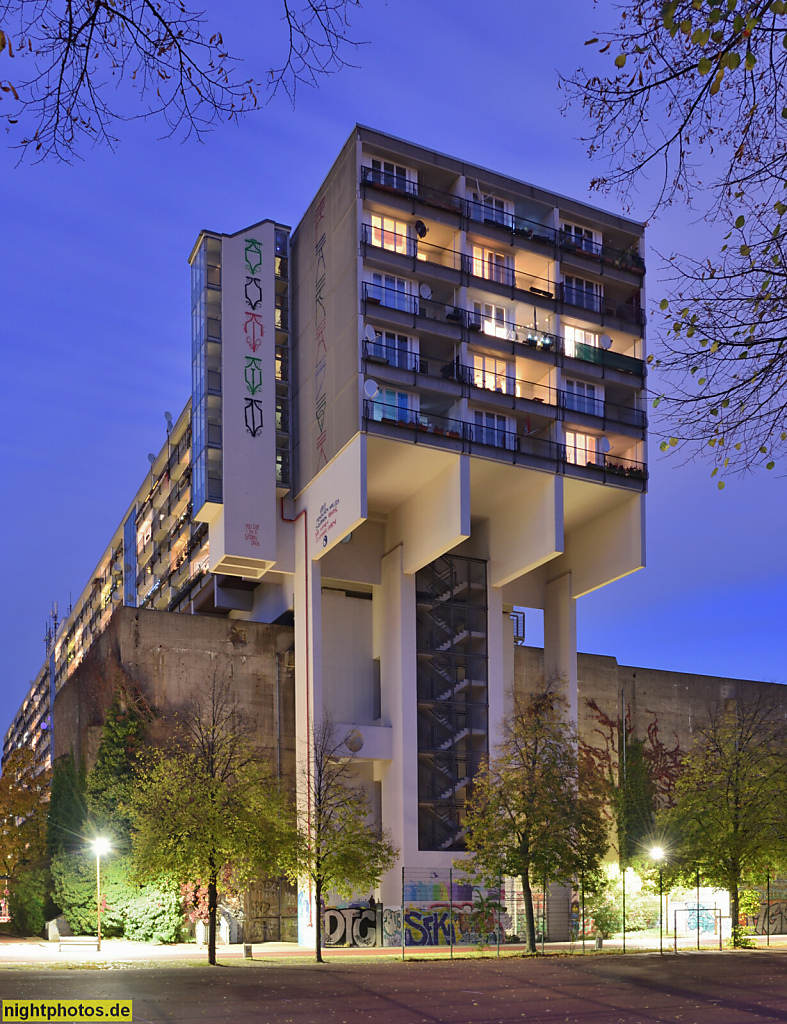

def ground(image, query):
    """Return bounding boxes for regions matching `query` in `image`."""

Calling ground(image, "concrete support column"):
[486,584,509,757]
[544,572,577,725]
[294,517,323,947]
[376,545,417,908]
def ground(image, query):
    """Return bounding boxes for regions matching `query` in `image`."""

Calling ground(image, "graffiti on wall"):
[756,901,787,935]
[382,907,402,947]
[324,907,380,947]
[402,901,503,946]
[243,238,265,438]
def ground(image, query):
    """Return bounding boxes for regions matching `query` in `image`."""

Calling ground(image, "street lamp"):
[650,845,665,954]
[91,837,111,951]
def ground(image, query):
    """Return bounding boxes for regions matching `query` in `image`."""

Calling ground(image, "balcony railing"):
[362,284,643,372]
[465,198,558,246]
[361,165,464,213]
[559,232,645,274]
[363,401,647,481]
[363,338,422,372]
[362,223,463,272]
[567,446,647,480]
[558,390,645,428]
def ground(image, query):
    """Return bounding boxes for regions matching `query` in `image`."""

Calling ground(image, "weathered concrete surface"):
[53,606,295,778]
[515,644,787,759]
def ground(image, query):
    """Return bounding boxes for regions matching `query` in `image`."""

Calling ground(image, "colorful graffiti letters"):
[324,907,379,948]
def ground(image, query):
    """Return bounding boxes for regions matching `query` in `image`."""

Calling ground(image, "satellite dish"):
[363,379,379,399]
[415,220,428,238]
[364,324,377,343]
[600,437,612,454]
[419,283,432,300]
[600,334,613,350]
[147,453,156,466]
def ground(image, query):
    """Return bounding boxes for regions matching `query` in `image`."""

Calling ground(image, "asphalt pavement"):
[2,951,787,1023]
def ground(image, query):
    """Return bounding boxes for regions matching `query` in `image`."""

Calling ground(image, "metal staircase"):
[415,554,489,851]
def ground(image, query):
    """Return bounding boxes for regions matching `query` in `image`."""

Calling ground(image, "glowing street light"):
[91,837,111,951]
[650,845,666,954]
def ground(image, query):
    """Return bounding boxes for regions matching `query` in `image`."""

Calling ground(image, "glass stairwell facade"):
[415,555,489,851]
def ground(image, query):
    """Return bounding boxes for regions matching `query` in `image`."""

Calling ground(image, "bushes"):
[5,865,57,937]
[51,852,181,942]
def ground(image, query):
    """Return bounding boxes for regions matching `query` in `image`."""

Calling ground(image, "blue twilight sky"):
[1,0,785,723]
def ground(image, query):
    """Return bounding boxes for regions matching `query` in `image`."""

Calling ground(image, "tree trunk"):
[730,878,741,948]
[208,872,218,966]
[521,872,537,953]
[315,876,324,963]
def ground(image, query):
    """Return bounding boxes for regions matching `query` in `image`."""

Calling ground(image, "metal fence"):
[321,869,787,954]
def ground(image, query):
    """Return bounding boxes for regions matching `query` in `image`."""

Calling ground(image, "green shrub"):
[3,865,57,937]
[124,886,181,944]
[51,852,180,941]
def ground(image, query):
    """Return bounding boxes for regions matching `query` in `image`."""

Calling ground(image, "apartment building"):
[5,127,647,945]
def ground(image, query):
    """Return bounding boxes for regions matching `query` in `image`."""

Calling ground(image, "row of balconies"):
[362,400,647,487]
[362,342,645,431]
[362,284,644,373]
[360,165,645,275]
[360,226,645,330]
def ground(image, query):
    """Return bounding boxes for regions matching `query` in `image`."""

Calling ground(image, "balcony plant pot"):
[365,296,381,305]
[468,321,481,331]
[432,427,446,436]
[447,430,462,438]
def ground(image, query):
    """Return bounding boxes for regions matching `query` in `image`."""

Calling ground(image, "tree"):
[464,682,608,953]
[46,751,87,857]
[563,0,787,481]
[299,716,397,963]
[0,0,362,161]
[130,676,297,965]
[665,694,787,945]
[87,677,152,840]
[0,747,50,880]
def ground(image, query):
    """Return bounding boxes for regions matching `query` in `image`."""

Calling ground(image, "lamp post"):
[650,846,665,954]
[92,837,111,951]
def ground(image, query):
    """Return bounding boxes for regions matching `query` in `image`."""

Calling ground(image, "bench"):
[58,937,99,952]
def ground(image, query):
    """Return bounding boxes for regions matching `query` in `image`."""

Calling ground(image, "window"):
[368,273,415,313]
[370,215,411,255]
[563,275,602,312]
[471,246,514,286]
[564,430,598,466]
[471,301,513,339]
[564,378,603,417]
[368,331,418,370]
[371,389,418,424]
[562,222,599,253]
[563,325,599,359]
[472,354,513,394]
[369,158,413,193]
[472,410,515,449]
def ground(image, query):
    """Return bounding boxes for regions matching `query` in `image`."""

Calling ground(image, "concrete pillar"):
[486,584,508,757]
[544,572,577,725]
[376,545,417,908]
[294,518,323,947]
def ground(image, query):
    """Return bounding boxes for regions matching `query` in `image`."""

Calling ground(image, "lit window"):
[563,325,599,358]
[369,158,413,192]
[472,302,512,339]
[370,215,410,255]
[368,273,414,312]
[472,354,513,394]
[472,246,512,286]
[565,430,598,466]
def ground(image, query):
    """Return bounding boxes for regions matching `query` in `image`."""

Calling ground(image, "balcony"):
[559,231,645,275]
[560,282,645,328]
[362,285,644,374]
[363,400,647,487]
[559,389,646,429]
[361,165,463,215]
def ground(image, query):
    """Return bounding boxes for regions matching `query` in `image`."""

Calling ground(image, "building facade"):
[5,127,648,944]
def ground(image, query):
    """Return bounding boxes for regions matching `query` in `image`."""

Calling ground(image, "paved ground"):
[2,951,787,1023]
